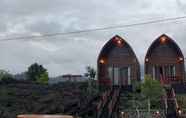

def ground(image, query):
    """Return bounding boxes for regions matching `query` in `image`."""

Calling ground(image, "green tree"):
[36,71,49,84]
[0,70,14,81]
[27,63,48,83]
[141,75,165,115]
[84,66,96,80]
[84,66,97,94]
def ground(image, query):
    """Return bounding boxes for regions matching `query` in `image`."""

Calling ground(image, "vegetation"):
[84,66,96,80]
[120,76,165,111]
[0,81,99,118]
[141,75,165,114]
[119,76,166,118]
[84,66,97,94]
[177,94,186,109]
[26,63,49,84]
[0,70,14,82]
[131,79,141,93]
[0,66,177,118]
[36,71,49,84]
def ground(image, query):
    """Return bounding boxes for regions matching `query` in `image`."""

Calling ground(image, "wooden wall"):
[97,35,140,87]
[145,34,185,83]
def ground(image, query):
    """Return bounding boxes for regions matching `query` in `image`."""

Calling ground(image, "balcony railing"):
[160,76,182,84]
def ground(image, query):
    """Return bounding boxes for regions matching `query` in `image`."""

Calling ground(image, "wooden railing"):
[108,89,120,118]
[96,88,120,118]
[165,87,180,117]
[160,76,182,85]
[96,90,111,118]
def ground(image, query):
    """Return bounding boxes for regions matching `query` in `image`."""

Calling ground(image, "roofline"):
[97,35,140,64]
[145,34,184,60]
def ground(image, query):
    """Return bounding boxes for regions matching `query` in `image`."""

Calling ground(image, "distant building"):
[49,74,88,84]
[62,74,87,82]
[14,72,28,80]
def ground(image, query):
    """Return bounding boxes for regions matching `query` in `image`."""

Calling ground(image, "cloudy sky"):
[0,0,186,77]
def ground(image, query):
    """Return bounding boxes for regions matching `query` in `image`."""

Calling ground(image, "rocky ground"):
[0,80,100,118]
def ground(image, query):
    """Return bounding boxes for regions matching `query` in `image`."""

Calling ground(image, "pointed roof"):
[97,35,139,63]
[145,34,184,58]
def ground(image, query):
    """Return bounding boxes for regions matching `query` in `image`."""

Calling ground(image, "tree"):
[36,71,49,84]
[27,63,48,83]
[84,66,96,80]
[84,66,96,94]
[0,70,14,81]
[141,75,165,115]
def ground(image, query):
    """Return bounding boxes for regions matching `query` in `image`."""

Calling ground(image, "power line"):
[1,15,186,42]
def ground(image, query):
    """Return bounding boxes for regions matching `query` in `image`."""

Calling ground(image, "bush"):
[177,94,186,109]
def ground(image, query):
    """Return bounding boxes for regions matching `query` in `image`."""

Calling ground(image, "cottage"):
[145,34,185,84]
[97,35,140,87]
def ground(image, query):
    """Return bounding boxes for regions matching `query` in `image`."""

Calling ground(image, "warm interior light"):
[179,57,183,61]
[145,58,149,62]
[113,37,124,47]
[117,39,122,45]
[156,111,160,114]
[99,59,105,64]
[160,36,167,44]
[178,109,182,115]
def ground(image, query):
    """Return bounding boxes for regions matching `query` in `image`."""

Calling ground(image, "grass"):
[176,94,186,109]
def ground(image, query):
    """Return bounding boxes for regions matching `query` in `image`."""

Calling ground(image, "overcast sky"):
[0,0,186,77]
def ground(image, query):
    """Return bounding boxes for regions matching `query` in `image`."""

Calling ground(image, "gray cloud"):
[0,0,186,77]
